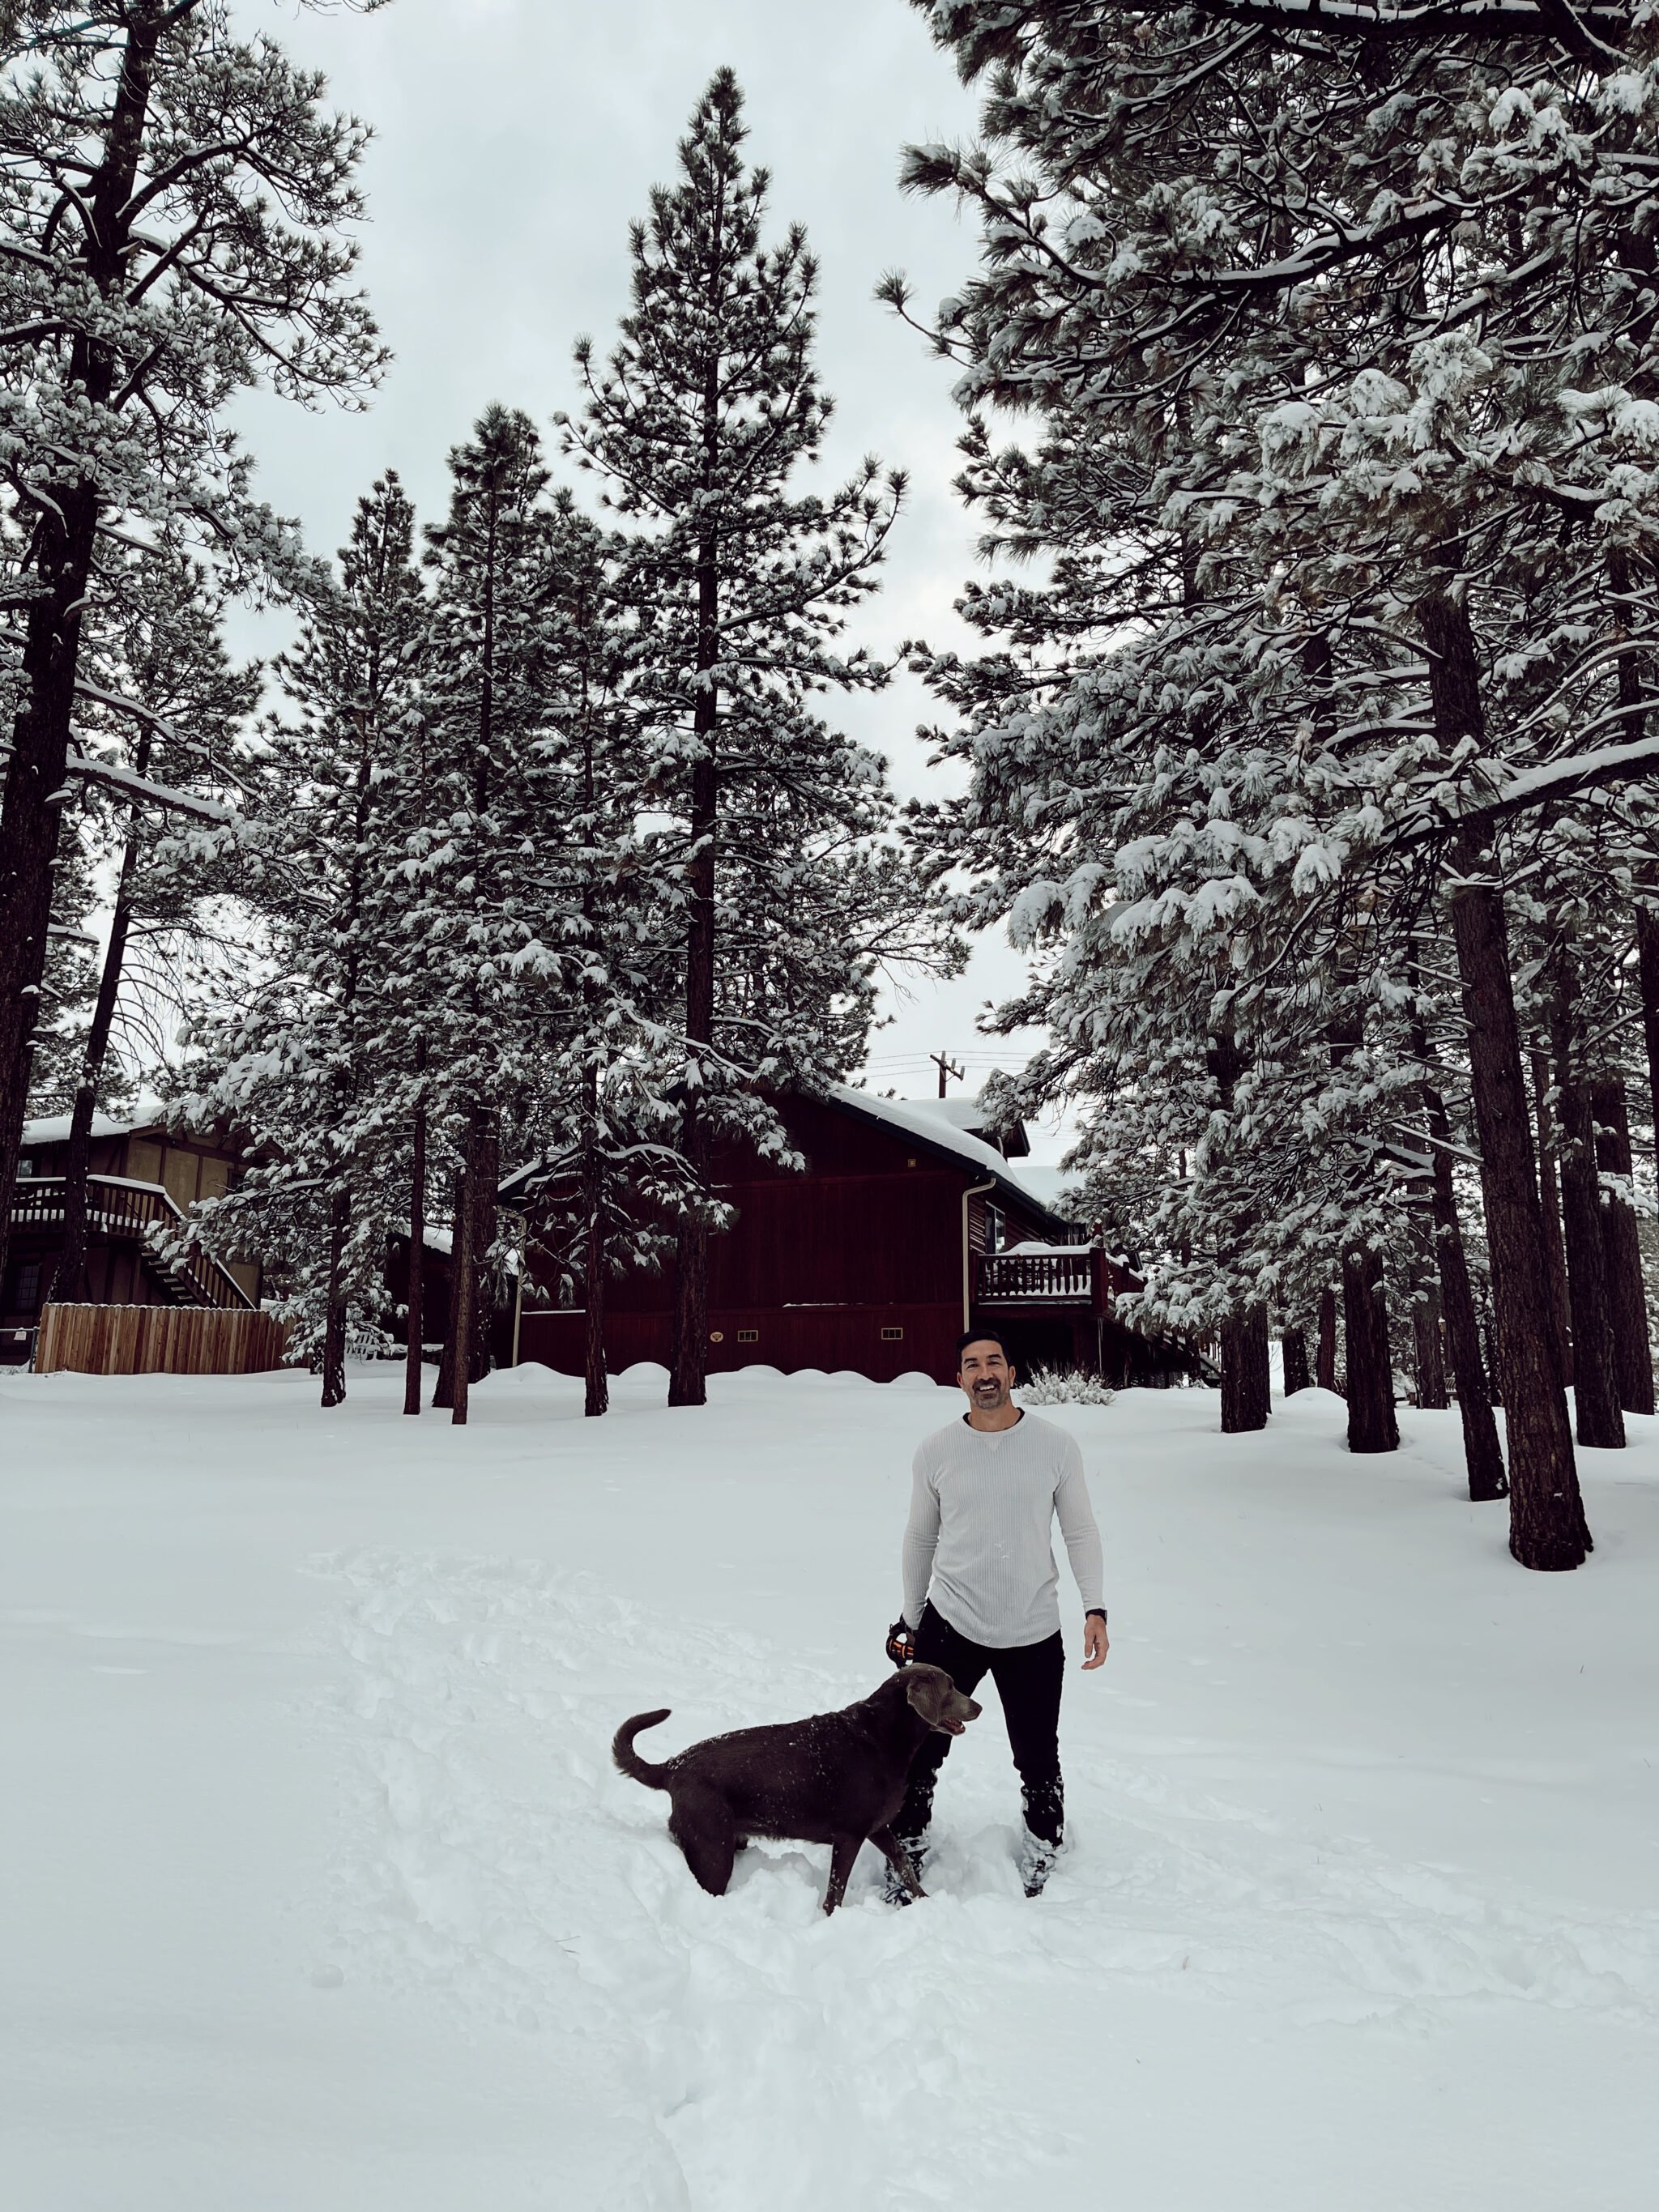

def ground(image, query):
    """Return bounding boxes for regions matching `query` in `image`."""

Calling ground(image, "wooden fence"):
[35,1302,288,1377]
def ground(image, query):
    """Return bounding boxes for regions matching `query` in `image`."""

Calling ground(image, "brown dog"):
[612,1664,982,1914]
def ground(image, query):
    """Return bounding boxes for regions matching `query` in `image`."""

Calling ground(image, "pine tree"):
[887,0,1659,1565]
[186,474,424,1405]
[562,69,906,1409]
[0,0,387,1301]
[411,408,570,1426]
[43,552,256,1305]
[503,497,687,1417]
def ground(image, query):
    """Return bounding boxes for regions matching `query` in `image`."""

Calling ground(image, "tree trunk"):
[583,1200,608,1421]
[433,1169,466,1411]
[669,756,716,1409]
[669,1116,711,1408]
[1413,1283,1448,1409]
[48,1085,101,1309]
[582,1068,608,1419]
[1592,1074,1653,1417]
[1413,1016,1508,1498]
[403,1066,425,1417]
[1635,901,1659,1149]
[1220,1304,1270,1431]
[0,14,163,1297]
[1341,1244,1399,1452]
[1623,595,1659,1166]
[1420,594,1588,1566]
[1422,1096,1508,1501]
[669,386,723,1412]
[1316,1286,1337,1392]
[320,1185,350,1409]
[1549,952,1624,1449]
[1282,1326,1311,1396]
[450,1150,476,1430]
[46,782,147,1305]
[467,1110,498,1388]
[1529,1048,1574,1386]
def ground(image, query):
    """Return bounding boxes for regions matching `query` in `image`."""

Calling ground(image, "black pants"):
[898,1605,1066,1847]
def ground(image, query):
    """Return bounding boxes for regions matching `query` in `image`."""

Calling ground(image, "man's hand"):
[1082,1613,1110,1669]
[885,1617,918,1669]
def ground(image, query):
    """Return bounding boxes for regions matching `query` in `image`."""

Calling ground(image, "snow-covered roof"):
[20,1095,169,1149]
[828,1087,1066,1230]
[897,1094,1031,1158]
[500,1087,1073,1237]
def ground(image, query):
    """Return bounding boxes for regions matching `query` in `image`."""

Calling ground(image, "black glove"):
[885,1617,917,1669]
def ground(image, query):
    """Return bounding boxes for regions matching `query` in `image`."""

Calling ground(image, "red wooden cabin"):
[502,1087,1183,1387]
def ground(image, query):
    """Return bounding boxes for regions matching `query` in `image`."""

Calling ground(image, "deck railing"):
[9,1175,254,1311]
[976,1248,1098,1305]
[14,1173,168,1234]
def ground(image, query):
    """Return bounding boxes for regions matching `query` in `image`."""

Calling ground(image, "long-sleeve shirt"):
[901,1409,1104,1648]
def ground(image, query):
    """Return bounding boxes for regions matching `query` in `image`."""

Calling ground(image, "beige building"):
[4,1105,259,1354]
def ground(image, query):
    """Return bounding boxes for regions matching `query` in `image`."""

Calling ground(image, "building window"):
[881,1325,904,1341]
[11,1261,42,1315]
[736,1328,759,1344]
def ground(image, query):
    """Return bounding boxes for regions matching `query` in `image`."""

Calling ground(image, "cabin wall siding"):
[711,1170,962,1310]
[516,1302,962,1384]
[512,1092,1121,1385]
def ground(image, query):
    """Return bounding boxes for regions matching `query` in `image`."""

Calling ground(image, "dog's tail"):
[612,1708,674,1789]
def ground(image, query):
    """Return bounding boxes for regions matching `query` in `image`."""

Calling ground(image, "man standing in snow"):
[887,1329,1108,1896]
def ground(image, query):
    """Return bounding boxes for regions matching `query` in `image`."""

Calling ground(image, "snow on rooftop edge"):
[829,1085,1067,1221]
[20,1093,170,1149]
[498,1087,1082,1226]
[902,1095,996,1131]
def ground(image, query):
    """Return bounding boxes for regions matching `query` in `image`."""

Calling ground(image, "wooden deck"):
[9,1175,254,1311]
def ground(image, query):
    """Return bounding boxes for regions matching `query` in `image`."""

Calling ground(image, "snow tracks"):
[310,1550,1659,2210]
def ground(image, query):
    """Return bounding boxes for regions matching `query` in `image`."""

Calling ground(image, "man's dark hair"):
[956,1327,1014,1367]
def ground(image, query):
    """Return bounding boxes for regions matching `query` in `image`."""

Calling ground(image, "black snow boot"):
[882,1834,928,1907]
[1018,1779,1064,1896]
[1017,1831,1059,1898]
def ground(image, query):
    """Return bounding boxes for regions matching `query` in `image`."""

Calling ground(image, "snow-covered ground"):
[3,1362,1656,2210]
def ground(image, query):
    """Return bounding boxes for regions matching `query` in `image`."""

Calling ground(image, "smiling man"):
[885,1329,1109,1896]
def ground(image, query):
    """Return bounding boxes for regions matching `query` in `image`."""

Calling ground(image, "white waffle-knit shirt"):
[901,1409,1105,1648]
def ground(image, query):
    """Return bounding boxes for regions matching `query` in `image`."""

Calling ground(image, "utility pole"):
[931,1051,965,1099]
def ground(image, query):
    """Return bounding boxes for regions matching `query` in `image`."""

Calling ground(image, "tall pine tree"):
[187,475,424,1405]
[0,0,386,1302]
[411,407,570,1425]
[563,70,905,1407]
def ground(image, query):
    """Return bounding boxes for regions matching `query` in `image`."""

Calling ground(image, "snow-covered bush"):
[1019,1369,1115,1409]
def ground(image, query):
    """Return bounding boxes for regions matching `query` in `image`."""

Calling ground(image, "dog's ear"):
[903,1668,945,1722]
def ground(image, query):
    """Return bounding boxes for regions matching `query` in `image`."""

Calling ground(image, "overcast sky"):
[235,0,1067,1153]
